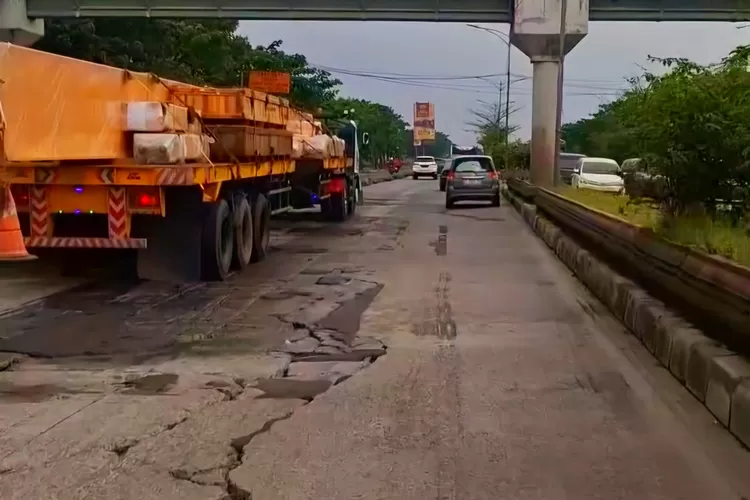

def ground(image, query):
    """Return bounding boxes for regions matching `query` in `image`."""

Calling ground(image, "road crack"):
[224,410,303,499]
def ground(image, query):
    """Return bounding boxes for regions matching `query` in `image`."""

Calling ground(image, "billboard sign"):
[248,71,291,94]
[413,102,435,143]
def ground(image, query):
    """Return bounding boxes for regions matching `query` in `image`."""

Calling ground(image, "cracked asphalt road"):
[2,178,750,499]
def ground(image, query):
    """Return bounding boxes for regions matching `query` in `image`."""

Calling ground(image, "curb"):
[360,171,411,187]
[502,185,750,450]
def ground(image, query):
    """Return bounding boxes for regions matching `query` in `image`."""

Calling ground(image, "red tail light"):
[446,172,455,181]
[137,194,159,207]
[128,187,161,211]
[10,185,29,207]
[328,177,346,194]
[488,171,498,180]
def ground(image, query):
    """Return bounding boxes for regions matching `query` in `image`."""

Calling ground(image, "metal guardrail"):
[508,181,750,354]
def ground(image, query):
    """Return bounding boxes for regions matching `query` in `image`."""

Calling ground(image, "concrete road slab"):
[2,179,750,499]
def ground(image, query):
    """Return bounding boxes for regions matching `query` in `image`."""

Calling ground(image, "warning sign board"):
[248,71,291,94]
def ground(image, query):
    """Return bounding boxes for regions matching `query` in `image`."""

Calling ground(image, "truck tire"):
[201,197,234,281]
[328,183,348,222]
[231,194,254,270]
[251,193,271,263]
[347,178,357,216]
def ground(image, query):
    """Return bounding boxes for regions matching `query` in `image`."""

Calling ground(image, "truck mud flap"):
[136,187,204,282]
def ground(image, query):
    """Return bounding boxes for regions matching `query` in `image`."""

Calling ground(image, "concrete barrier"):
[360,167,413,187]
[503,187,750,450]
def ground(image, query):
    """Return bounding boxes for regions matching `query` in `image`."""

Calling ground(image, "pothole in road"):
[225,279,388,499]
[315,274,352,286]
[413,271,456,339]
[259,290,313,301]
[120,373,179,394]
[279,246,329,255]
[0,382,67,403]
[253,378,332,401]
[299,265,366,275]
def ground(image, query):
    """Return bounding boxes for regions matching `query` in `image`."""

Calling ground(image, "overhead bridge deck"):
[24,0,750,22]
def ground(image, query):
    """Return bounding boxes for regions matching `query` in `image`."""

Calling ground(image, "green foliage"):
[467,99,525,169]
[35,18,455,170]
[560,45,750,217]
[35,19,340,111]
[402,130,453,159]
[323,98,409,165]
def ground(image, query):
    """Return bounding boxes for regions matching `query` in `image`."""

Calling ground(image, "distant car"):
[439,159,452,191]
[412,156,438,179]
[571,157,624,193]
[559,152,587,184]
[444,155,501,209]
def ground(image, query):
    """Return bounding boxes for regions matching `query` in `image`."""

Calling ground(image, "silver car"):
[444,155,501,209]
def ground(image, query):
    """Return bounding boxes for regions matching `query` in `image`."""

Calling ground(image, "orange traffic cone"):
[0,184,36,261]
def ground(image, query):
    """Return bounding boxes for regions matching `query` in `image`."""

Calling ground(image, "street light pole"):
[467,24,513,168]
[553,0,568,186]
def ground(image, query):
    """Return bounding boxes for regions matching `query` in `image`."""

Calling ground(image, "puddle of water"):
[0,382,66,403]
[121,373,178,394]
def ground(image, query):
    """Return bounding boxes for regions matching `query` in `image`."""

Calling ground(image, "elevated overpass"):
[2,0,750,188]
[19,0,750,22]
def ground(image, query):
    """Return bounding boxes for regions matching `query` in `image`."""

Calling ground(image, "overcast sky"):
[238,21,749,145]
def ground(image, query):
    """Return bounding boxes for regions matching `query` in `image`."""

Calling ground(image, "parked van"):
[559,152,587,184]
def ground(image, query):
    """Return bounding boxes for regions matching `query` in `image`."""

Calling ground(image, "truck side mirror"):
[361,132,370,145]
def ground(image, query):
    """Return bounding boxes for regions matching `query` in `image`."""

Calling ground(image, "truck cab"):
[334,119,369,204]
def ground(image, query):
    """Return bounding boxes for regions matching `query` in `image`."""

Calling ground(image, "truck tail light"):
[10,185,29,208]
[328,177,346,194]
[128,187,161,210]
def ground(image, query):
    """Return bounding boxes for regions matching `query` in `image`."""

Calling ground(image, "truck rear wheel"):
[251,193,271,263]
[328,183,348,222]
[347,178,357,216]
[231,194,254,270]
[201,198,234,281]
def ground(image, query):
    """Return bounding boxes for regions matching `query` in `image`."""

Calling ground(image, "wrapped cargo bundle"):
[287,109,322,136]
[133,133,211,164]
[296,135,346,160]
[126,102,189,132]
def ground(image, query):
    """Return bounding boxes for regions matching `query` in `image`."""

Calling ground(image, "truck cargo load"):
[0,43,366,282]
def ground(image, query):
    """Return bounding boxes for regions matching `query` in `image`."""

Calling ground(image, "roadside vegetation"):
[468,100,530,171]
[34,19,450,167]
[554,45,750,267]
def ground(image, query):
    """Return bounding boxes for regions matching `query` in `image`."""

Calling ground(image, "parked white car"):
[571,157,624,193]
[412,156,438,179]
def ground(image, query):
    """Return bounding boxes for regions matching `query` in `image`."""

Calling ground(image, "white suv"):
[412,156,438,179]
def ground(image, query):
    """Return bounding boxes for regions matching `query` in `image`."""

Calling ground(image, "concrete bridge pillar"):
[510,0,588,188]
[0,0,43,46]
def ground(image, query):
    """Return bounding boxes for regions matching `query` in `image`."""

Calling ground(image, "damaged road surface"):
[3,179,750,499]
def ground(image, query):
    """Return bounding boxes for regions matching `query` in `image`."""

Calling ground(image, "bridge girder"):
[22,0,750,22]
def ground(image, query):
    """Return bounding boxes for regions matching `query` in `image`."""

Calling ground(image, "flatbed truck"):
[0,43,366,281]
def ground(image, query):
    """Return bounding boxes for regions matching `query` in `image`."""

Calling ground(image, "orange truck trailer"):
[0,43,368,281]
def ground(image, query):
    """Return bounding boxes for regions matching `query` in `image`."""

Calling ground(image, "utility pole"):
[504,42,511,170]
[553,0,568,186]
[497,81,503,128]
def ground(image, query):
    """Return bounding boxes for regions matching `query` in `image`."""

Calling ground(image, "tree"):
[402,130,453,158]
[323,98,409,166]
[34,19,341,111]
[241,40,341,111]
[467,100,520,169]
[559,45,750,216]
